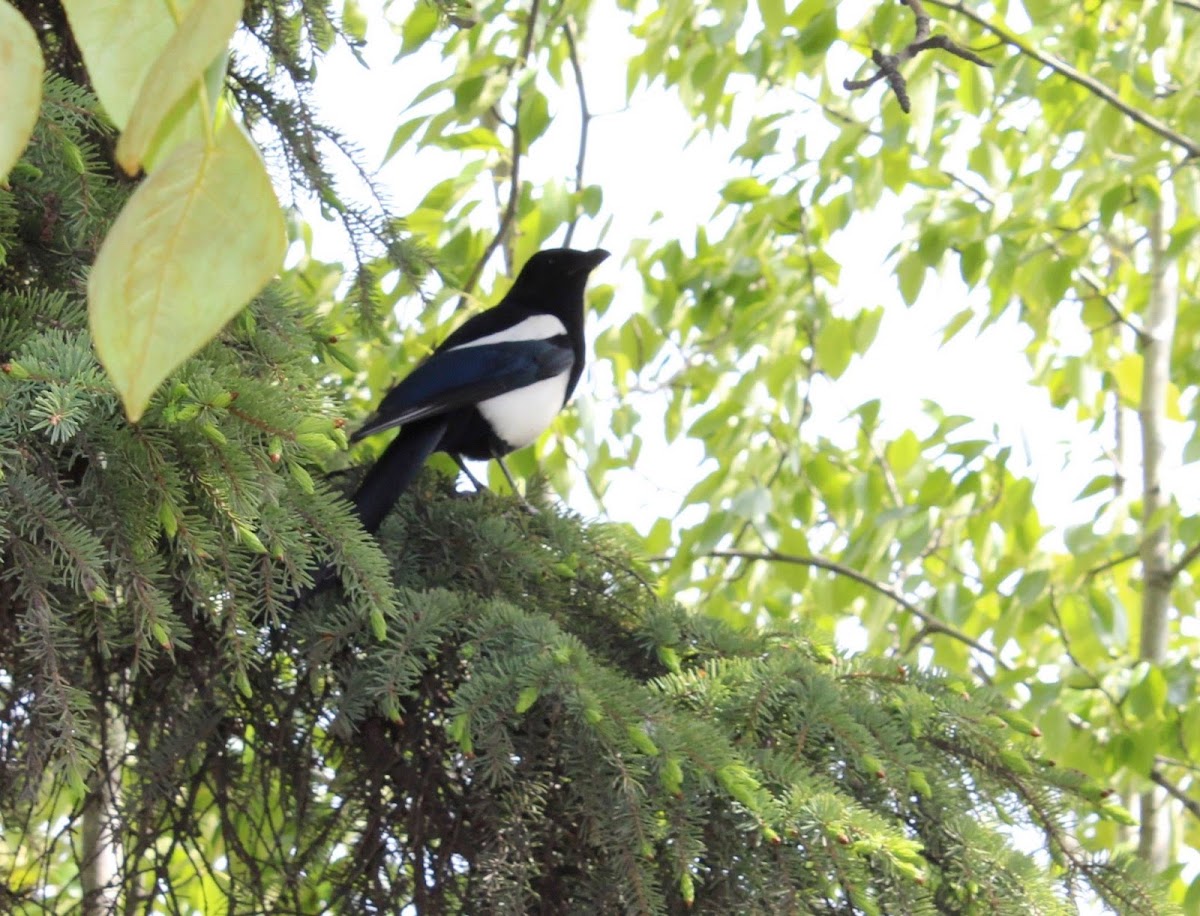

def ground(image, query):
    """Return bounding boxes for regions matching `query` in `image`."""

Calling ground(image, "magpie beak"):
[350,247,609,532]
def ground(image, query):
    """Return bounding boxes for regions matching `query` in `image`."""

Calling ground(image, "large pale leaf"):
[0,2,43,181]
[61,0,196,128]
[116,0,242,175]
[89,119,286,421]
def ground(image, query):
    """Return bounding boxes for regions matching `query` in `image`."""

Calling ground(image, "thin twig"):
[455,0,542,310]
[1167,540,1200,580]
[1083,548,1140,581]
[927,0,1200,157]
[662,547,1008,667]
[561,19,591,249]
[1041,234,1146,343]
[843,0,992,113]
[1046,588,1124,714]
[1150,769,1200,822]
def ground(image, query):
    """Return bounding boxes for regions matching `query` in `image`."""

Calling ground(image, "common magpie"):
[350,247,610,532]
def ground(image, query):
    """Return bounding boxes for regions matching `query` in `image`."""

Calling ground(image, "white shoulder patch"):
[448,314,567,351]
[479,372,571,449]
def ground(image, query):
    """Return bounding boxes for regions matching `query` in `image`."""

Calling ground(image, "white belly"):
[478,372,570,449]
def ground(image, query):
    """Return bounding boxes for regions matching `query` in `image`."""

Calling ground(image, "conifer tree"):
[0,3,1175,914]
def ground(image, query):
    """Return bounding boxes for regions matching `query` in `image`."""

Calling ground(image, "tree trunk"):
[81,686,124,914]
[1136,182,1178,870]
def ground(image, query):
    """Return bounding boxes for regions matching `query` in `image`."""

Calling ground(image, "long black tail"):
[352,417,449,533]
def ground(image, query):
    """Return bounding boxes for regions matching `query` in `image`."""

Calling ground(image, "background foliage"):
[0,0,1196,912]
[358,0,1200,895]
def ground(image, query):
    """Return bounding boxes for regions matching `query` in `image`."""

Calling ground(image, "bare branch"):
[1083,548,1140,581]
[1150,770,1200,823]
[561,19,591,249]
[456,0,542,310]
[1168,540,1200,581]
[666,547,1008,667]
[843,0,992,113]
[927,0,1200,157]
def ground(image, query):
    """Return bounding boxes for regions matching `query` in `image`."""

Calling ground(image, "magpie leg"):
[495,454,538,514]
[453,454,488,492]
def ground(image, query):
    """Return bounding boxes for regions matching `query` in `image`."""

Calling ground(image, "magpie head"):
[510,247,610,299]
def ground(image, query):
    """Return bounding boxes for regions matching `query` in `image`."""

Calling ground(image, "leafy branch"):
[1150,769,1200,823]
[927,0,1200,157]
[659,547,1008,667]
[843,0,992,112]
[456,0,542,310]
[1168,540,1200,580]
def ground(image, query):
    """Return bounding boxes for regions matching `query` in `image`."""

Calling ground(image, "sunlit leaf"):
[61,0,195,129]
[720,177,770,203]
[116,0,241,174]
[1110,354,1142,407]
[89,119,286,420]
[0,1,43,182]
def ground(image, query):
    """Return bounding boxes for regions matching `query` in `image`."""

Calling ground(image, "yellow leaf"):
[61,0,196,129]
[1110,354,1142,407]
[0,2,43,182]
[909,66,938,156]
[89,119,286,421]
[116,0,242,175]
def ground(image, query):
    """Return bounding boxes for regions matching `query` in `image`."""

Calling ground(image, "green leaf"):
[62,0,191,129]
[797,8,837,56]
[757,0,786,34]
[942,308,974,343]
[644,518,672,554]
[89,120,287,421]
[1128,665,1167,720]
[896,252,925,306]
[0,1,43,182]
[520,92,551,145]
[909,67,938,155]
[399,2,439,56]
[1098,183,1127,227]
[1075,475,1114,500]
[1110,354,1142,408]
[958,241,985,286]
[814,316,854,378]
[955,61,988,115]
[1041,256,1073,304]
[886,430,920,475]
[721,177,770,204]
[435,127,506,151]
[342,0,368,41]
[115,0,241,174]
[383,116,425,164]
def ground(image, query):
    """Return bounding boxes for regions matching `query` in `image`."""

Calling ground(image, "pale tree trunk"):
[81,685,125,914]
[1136,183,1178,870]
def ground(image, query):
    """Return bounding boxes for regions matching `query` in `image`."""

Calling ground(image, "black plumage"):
[351,247,609,531]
